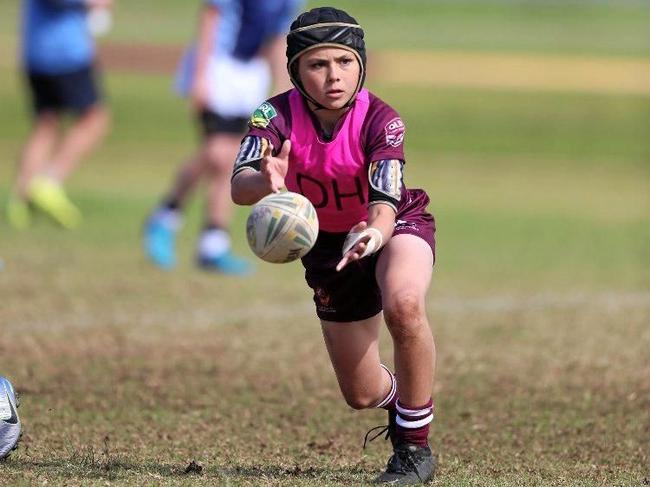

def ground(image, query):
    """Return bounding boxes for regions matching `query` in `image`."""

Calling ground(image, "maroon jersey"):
[242,89,408,231]
[247,89,406,161]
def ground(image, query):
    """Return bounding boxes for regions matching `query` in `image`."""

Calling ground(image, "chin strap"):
[342,227,383,258]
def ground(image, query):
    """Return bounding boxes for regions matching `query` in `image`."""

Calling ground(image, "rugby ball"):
[246,192,318,263]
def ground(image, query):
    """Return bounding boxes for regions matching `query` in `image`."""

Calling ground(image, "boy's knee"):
[203,142,233,173]
[342,391,379,410]
[384,291,426,344]
[339,380,386,410]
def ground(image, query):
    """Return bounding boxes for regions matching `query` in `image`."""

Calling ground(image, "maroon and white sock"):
[373,364,397,410]
[395,398,434,447]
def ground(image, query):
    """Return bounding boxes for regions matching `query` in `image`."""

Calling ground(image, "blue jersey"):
[207,0,303,60]
[21,0,94,75]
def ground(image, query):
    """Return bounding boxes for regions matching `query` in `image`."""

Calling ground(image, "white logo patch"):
[384,117,405,148]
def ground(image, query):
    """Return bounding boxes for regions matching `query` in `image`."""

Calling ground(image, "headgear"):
[286,7,366,109]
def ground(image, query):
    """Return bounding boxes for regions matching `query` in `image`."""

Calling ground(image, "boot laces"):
[362,424,390,449]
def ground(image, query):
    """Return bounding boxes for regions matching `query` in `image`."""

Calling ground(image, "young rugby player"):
[231,7,437,484]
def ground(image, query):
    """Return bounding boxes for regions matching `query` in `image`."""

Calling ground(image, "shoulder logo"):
[249,102,278,128]
[384,117,405,148]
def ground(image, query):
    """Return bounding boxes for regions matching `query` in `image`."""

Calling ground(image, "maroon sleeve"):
[246,91,293,156]
[362,93,406,163]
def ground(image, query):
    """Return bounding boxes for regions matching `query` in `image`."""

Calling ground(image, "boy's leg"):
[320,313,394,410]
[26,66,108,228]
[15,112,60,197]
[376,234,435,408]
[143,151,206,269]
[374,233,437,484]
[195,51,269,274]
[165,152,208,209]
[7,112,59,228]
[143,106,213,270]
[28,105,109,229]
[46,104,109,184]
[196,130,252,275]
[203,133,241,229]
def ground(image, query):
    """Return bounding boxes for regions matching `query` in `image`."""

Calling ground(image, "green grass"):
[0,2,649,485]
[1,72,647,296]
[386,86,650,161]
[0,65,648,485]
[333,0,650,56]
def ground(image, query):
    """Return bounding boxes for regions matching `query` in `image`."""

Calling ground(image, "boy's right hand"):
[260,140,291,193]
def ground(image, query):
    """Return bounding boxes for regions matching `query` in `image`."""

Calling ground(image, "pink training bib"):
[286,89,371,233]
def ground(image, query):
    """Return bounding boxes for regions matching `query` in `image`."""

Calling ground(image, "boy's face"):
[297,47,361,110]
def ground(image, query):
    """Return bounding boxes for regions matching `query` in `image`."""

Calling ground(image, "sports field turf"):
[0,1,648,485]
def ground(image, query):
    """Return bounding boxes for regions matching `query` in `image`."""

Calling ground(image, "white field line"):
[372,50,650,95]
[8,291,650,332]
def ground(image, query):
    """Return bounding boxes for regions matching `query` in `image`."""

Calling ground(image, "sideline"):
[96,43,650,95]
[373,50,650,95]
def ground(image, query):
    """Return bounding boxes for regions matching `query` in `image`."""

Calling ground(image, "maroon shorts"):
[301,189,436,323]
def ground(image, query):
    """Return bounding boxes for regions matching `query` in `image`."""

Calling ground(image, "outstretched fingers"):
[336,237,370,271]
[336,244,368,272]
[336,223,384,272]
[278,139,291,159]
[260,141,290,193]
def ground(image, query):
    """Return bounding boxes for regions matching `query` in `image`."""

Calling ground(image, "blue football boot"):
[143,209,180,269]
[0,376,21,459]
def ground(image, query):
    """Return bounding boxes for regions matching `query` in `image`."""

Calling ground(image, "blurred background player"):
[7,0,112,229]
[143,0,304,274]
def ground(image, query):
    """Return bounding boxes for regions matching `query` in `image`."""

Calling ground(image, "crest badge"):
[249,102,278,128]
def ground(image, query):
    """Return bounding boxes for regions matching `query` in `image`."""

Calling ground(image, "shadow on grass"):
[12,455,373,484]
[13,458,179,481]
[212,463,372,483]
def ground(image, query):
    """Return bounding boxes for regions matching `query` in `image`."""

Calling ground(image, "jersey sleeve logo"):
[249,102,278,128]
[384,117,405,148]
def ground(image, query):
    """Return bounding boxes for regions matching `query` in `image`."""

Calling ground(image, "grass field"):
[0,1,649,485]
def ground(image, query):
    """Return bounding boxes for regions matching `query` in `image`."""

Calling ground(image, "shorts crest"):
[249,102,277,128]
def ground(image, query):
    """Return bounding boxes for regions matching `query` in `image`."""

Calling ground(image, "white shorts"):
[176,48,271,118]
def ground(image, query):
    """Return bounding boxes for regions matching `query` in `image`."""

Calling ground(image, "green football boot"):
[28,177,81,229]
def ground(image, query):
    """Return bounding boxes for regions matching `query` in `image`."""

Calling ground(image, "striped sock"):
[395,398,434,447]
[374,364,397,410]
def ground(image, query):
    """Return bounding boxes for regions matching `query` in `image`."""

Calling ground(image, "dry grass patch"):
[1,288,647,485]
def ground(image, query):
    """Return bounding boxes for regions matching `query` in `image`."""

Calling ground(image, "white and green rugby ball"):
[246,191,319,263]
